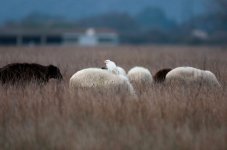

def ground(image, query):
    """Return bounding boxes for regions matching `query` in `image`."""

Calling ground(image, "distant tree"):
[210,0,227,28]
[215,0,227,12]
[17,12,74,29]
[75,12,140,34]
[206,0,227,14]
[135,6,177,31]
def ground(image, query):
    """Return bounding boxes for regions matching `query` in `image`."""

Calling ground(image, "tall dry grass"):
[0,46,227,150]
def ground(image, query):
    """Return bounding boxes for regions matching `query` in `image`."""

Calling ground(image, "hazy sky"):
[0,0,208,24]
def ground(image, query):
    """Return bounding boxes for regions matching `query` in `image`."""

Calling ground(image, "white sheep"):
[69,68,136,97]
[127,66,153,94]
[165,67,221,87]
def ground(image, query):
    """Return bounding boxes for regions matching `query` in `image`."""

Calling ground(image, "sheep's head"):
[48,65,63,80]
[153,68,172,83]
[101,66,107,69]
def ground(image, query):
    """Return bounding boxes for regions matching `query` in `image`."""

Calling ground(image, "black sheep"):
[0,63,63,85]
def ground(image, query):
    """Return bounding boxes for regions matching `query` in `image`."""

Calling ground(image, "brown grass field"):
[0,46,227,150]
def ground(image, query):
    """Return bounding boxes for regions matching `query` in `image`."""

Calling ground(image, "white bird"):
[116,66,127,76]
[104,60,120,75]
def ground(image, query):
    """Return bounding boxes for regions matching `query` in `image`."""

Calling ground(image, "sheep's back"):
[166,67,221,87]
[69,68,135,97]
[127,67,153,95]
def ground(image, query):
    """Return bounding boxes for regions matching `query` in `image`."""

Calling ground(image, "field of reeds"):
[0,46,227,150]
